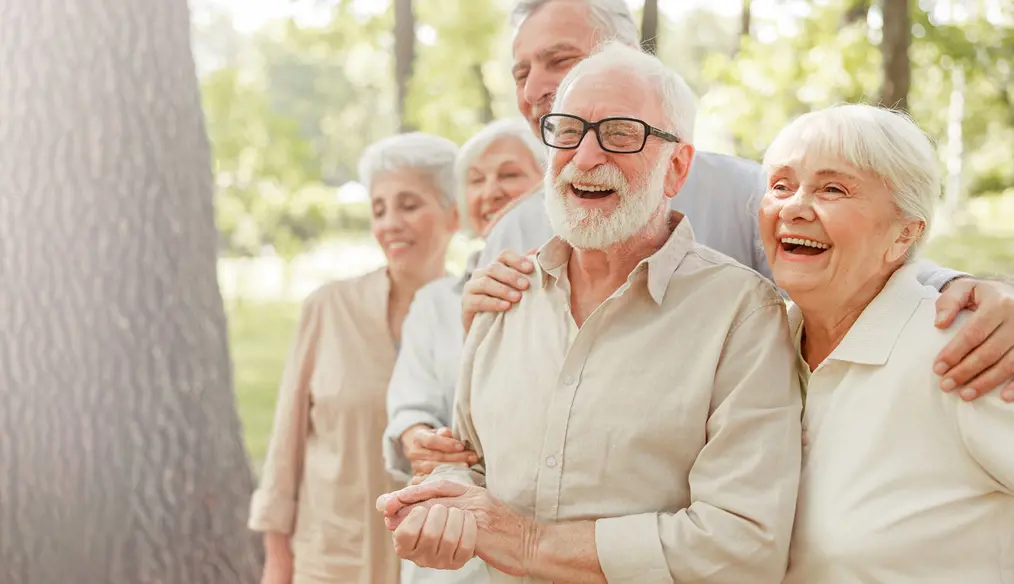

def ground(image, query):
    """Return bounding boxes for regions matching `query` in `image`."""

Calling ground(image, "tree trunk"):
[740,0,753,38]
[941,65,968,234]
[879,0,911,111]
[640,0,659,54]
[473,62,495,124]
[0,1,263,582]
[394,0,417,132]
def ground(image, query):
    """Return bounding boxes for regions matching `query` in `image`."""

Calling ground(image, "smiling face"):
[369,169,458,274]
[512,0,602,135]
[758,155,924,306]
[464,136,543,237]
[543,69,692,250]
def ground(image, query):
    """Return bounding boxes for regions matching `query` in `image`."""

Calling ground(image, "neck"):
[568,209,672,315]
[796,276,889,371]
[388,260,444,303]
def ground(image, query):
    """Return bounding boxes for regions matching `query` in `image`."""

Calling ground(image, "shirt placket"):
[532,288,613,525]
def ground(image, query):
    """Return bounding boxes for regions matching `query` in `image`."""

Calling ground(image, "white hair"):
[552,40,697,144]
[357,132,459,205]
[510,0,640,48]
[762,104,940,258]
[454,117,547,236]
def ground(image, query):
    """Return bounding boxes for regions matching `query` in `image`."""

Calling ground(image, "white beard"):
[545,156,670,250]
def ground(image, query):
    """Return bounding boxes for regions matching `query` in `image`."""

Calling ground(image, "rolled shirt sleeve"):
[595,301,803,584]
[384,291,452,483]
[248,293,322,534]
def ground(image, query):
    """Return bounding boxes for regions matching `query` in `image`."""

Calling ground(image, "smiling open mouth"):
[571,185,615,200]
[780,237,831,256]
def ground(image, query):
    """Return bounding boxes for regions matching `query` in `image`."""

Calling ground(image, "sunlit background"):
[188,0,1014,466]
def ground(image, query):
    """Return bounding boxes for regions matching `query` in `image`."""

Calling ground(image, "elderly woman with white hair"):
[248,132,461,584]
[758,104,1014,583]
[383,117,545,584]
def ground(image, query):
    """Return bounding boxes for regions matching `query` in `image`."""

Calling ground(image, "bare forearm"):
[264,531,292,559]
[528,521,607,584]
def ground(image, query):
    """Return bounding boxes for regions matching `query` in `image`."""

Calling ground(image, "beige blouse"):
[248,267,401,584]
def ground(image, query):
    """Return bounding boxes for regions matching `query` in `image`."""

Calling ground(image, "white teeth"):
[389,242,410,249]
[780,237,830,250]
[572,184,613,192]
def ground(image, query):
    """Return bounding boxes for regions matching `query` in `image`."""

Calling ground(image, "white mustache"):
[555,162,630,195]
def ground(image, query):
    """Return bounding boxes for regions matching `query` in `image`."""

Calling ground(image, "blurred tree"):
[642,0,660,54]
[880,0,912,109]
[0,0,262,582]
[395,0,418,131]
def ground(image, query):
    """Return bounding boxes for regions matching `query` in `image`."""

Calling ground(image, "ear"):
[663,143,695,200]
[885,219,925,263]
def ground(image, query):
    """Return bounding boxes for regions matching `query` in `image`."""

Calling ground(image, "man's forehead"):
[511,0,597,61]
[557,71,652,115]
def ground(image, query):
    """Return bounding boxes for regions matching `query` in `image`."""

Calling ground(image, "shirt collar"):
[535,211,696,306]
[787,262,935,366]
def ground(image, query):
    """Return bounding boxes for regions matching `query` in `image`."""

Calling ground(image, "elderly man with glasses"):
[376,41,802,584]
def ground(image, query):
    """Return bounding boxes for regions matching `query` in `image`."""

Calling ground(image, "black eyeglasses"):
[540,113,680,154]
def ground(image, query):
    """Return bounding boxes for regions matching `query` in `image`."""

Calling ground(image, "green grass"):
[228,299,301,466]
[228,233,1014,465]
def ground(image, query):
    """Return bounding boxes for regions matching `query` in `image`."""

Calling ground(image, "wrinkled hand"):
[377,481,537,577]
[934,277,1014,402]
[400,425,478,476]
[462,249,537,333]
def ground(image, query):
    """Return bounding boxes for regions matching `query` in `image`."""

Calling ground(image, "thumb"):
[397,480,469,506]
[435,427,453,437]
[935,279,974,328]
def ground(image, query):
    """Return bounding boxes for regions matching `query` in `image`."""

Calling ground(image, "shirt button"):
[546,456,557,468]
[562,375,575,385]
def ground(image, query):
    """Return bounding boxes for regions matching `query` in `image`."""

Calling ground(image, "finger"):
[435,427,453,437]
[934,279,975,329]
[452,511,479,566]
[382,490,412,517]
[411,457,472,476]
[953,346,1014,401]
[392,506,428,558]
[496,249,535,274]
[462,289,513,318]
[395,480,469,507]
[415,503,449,560]
[416,431,466,453]
[438,506,466,566]
[487,260,530,290]
[935,314,1004,391]
[1002,379,1014,403]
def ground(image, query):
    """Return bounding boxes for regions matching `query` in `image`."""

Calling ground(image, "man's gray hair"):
[552,40,697,145]
[762,104,940,258]
[510,0,640,47]
[357,132,459,206]
[454,117,547,236]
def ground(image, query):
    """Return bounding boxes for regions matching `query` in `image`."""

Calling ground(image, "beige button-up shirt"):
[249,268,401,584]
[431,215,803,584]
[783,263,1014,584]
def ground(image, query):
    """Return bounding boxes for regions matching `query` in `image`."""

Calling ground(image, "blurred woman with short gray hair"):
[383,117,545,584]
[248,132,461,584]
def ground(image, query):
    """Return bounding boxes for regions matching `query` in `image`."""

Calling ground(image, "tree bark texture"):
[640,0,659,55]
[394,0,417,132]
[0,1,262,582]
[880,0,911,110]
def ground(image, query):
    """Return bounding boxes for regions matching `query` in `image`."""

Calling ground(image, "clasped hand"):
[376,480,535,576]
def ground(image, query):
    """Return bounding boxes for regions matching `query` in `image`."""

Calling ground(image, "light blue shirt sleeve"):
[913,259,968,292]
[383,285,454,484]
[477,190,554,269]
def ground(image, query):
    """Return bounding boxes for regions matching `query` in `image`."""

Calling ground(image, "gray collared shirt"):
[479,150,963,291]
